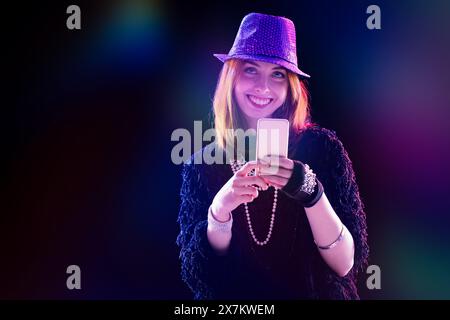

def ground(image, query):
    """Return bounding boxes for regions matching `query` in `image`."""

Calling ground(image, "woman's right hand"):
[210,161,269,221]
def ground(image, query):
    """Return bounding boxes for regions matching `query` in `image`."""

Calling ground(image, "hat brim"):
[213,53,310,78]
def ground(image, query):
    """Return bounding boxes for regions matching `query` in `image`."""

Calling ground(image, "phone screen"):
[256,118,289,175]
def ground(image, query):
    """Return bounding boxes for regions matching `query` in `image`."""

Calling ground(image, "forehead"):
[242,59,284,70]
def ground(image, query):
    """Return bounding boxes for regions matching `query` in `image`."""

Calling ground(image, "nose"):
[254,76,270,94]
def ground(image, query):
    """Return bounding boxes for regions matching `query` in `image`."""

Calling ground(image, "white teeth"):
[248,95,271,106]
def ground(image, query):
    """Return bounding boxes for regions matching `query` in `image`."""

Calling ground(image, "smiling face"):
[234,60,289,128]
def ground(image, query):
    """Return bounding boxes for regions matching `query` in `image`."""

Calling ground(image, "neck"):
[243,116,259,131]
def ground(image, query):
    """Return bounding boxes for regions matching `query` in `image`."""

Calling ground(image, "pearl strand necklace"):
[230,159,278,246]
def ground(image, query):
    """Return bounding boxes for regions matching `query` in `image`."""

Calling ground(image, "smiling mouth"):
[247,95,273,107]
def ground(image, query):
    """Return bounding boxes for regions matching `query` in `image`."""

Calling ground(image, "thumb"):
[236,160,259,177]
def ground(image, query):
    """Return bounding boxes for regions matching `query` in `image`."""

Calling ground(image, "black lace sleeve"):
[176,160,232,300]
[312,128,370,299]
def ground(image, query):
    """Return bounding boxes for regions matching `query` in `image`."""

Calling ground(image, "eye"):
[272,71,286,79]
[244,67,257,74]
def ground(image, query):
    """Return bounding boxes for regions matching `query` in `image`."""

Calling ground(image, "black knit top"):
[176,125,369,300]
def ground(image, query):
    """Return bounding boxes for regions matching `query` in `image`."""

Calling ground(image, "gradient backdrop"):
[2,0,450,299]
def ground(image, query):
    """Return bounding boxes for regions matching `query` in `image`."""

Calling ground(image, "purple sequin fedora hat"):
[214,12,310,78]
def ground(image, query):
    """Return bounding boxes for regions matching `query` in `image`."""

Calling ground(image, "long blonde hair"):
[212,58,312,152]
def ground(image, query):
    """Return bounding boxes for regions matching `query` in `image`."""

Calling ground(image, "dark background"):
[2,0,450,299]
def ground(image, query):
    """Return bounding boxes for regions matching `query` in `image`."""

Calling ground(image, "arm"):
[304,192,355,277]
[176,161,229,300]
[207,206,233,255]
[206,161,268,255]
[315,132,369,279]
[281,159,354,277]
[278,130,368,279]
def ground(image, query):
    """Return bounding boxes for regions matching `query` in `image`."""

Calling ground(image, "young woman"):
[177,12,369,299]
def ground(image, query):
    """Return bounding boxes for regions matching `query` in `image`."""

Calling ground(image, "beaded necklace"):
[230,159,278,246]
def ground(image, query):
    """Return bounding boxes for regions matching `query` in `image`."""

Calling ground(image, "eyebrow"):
[244,60,285,71]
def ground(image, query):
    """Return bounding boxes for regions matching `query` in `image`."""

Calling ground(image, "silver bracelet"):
[300,164,317,195]
[207,206,233,233]
[315,224,345,250]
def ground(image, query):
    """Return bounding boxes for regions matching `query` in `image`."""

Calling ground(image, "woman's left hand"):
[258,155,294,189]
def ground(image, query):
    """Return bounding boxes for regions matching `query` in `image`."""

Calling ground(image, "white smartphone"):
[256,118,290,175]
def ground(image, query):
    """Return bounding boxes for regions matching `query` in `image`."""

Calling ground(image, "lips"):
[247,94,273,107]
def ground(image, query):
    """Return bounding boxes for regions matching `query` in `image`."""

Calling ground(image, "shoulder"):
[302,125,340,146]
[184,142,217,168]
[180,146,209,188]
[181,142,229,192]
[182,142,221,174]
[296,124,348,162]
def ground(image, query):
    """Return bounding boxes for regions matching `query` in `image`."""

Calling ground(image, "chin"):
[245,110,271,119]
[247,105,279,117]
